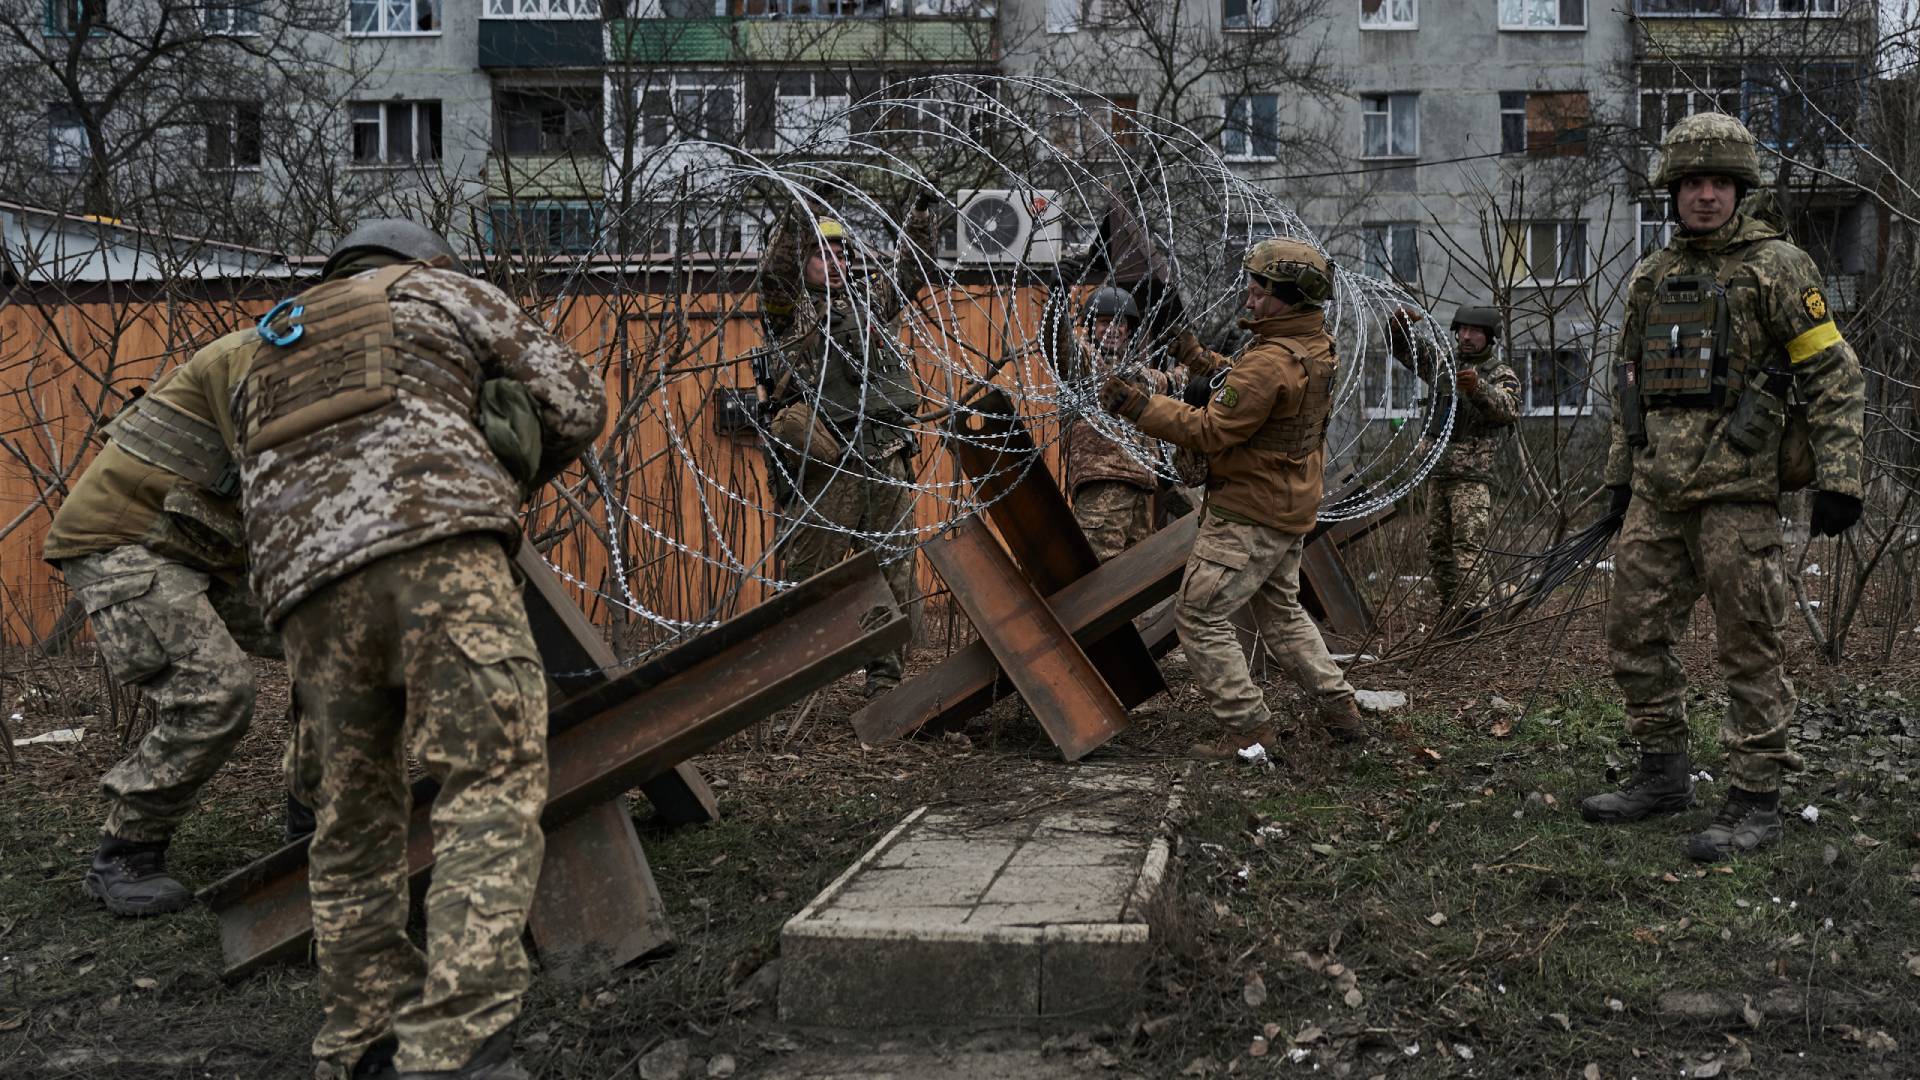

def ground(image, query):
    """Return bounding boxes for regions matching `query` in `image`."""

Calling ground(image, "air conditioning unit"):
[954,189,1065,264]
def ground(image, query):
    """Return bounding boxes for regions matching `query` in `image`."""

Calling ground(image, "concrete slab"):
[779,768,1177,1030]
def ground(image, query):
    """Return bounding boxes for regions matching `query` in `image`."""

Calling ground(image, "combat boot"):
[1579,752,1694,823]
[84,835,192,916]
[349,1037,399,1080]
[286,793,316,842]
[1317,695,1367,744]
[1188,725,1277,762]
[398,1028,529,1080]
[1685,787,1782,862]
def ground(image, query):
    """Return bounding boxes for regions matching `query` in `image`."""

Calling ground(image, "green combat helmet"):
[321,218,466,280]
[1653,112,1763,189]
[1082,285,1140,326]
[1449,305,1501,343]
[1244,237,1335,308]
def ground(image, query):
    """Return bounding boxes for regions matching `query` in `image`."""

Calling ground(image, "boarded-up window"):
[1526,91,1589,156]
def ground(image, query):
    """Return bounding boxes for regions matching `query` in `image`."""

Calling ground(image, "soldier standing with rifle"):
[236,220,606,1080]
[1099,239,1365,757]
[756,204,934,697]
[1579,114,1864,861]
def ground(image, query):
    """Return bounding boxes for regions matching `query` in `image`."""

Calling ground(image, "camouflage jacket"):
[757,211,934,453]
[236,263,607,626]
[1433,347,1521,484]
[44,329,257,571]
[1065,346,1184,493]
[1604,212,1865,509]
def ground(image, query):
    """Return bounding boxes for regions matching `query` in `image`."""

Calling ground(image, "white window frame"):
[1046,0,1103,33]
[347,0,440,36]
[774,71,851,151]
[203,100,264,171]
[203,1,261,34]
[1499,0,1585,30]
[1220,93,1279,161]
[1499,91,1527,154]
[627,0,726,13]
[636,72,739,148]
[1633,0,1837,14]
[1507,220,1589,285]
[1361,92,1418,159]
[1518,345,1594,416]
[47,104,89,172]
[483,0,598,16]
[1224,0,1282,30]
[487,200,601,255]
[1048,92,1137,158]
[1360,343,1421,419]
[1637,197,1674,255]
[349,100,441,167]
[1636,65,1741,149]
[1359,222,1420,282]
[1358,0,1416,30]
[634,202,761,256]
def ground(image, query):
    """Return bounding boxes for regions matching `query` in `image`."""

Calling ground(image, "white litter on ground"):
[13,727,86,747]
[1237,742,1271,765]
[1355,689,1408,714]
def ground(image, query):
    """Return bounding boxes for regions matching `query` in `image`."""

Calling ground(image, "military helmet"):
[1243,237,1335,307]
[1653,112,1763,188]
[322,219,464,280]
[1449,305,1501,342]
[1082,286,1140,325]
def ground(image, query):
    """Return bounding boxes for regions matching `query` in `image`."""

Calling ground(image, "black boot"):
[1686,787,1783,861]
[84,835,192,916]
[351,1037,399,1080]
[286,793,316,842]
[1579,752,1695,823]
[397,1028,528,1080]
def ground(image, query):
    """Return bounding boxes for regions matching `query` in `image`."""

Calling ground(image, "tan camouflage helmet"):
[1653,112,1763,188]
[1243,237,1335,307]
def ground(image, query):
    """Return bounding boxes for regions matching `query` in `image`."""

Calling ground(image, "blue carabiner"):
[258,298,306,347]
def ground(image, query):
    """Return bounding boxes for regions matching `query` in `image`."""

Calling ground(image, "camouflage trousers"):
[1074,480,1153,563]
[1606,499,1803,793]
[60,545,279,844]
[1427,478,1493,610]
[1175,514,1355,734]
[779,453,918,685]
[281,535,548,1076]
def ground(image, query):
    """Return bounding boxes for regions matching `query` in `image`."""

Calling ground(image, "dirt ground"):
[2,605,1918,1079]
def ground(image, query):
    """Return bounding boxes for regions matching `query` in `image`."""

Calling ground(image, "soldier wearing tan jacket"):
[1101,239,1364,758]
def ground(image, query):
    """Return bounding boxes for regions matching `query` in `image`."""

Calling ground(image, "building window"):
[1519,346,1592,414]
[47,104,88,171]
[633,203,757,255]
[628,0,724,12]
[1499,0,1584,29]
[1047,93,1138,158]
[1359,222,1419,282]
[1502,220,1588,283]
[638,74,738,147]
[202,101,263,169]
[350,101,442,165]
[1221,94,1279,160]
[1637,198,1673,255]
[1224,0,1281,29]
[1046,0,1104,32]
[487,201,600,255]
[46,0,106,34]
[348,0,438,35]
[1361,341,1421,419]
[496,88,602,156]
[203,1,260,33]
[1635,0,1837,13]
[1362,92,1417,158]
[1742,62,1860,149]
[771,72,851,151]
[1637,65,1740,146]
[734,0,888,14]
[1359,0,1415,29]
[1499,90,1590,156]
[484,0,598,14]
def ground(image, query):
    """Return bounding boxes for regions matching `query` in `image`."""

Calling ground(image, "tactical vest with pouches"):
[1244,340,1336,458]
[807,296,920,459]
[104,375,239,497]
[241,263,478,454]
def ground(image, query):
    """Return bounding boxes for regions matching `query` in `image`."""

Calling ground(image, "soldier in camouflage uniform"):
[235,221,607,1080]
[1101,239,1365,757]
[1390,305,1522,624]
[1064,287,1187,561]
[758,207,933,696]
[1580,114,1864,861]
[44,329,293,917]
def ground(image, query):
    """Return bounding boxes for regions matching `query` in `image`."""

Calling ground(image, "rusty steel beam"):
[854,513,1198,746]
[516,545,720,826]
[923,516,1128,761]
[527,798,674,987]
[943,389,1165,707]
[201,553,908,981]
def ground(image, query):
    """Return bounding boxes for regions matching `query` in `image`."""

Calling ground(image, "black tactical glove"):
[1099,375,1150,422]
[1607,484,1632,520]
[1809,490,1863,537]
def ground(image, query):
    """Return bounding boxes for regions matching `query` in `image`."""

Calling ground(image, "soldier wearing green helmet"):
[1388,302,1522,628]
[1099,237,1365,758]
[1580,112,1865,861]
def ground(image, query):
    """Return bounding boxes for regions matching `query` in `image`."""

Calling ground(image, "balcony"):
[608,15,997,65]
[485,153,607,199]
[480,19,604,68]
